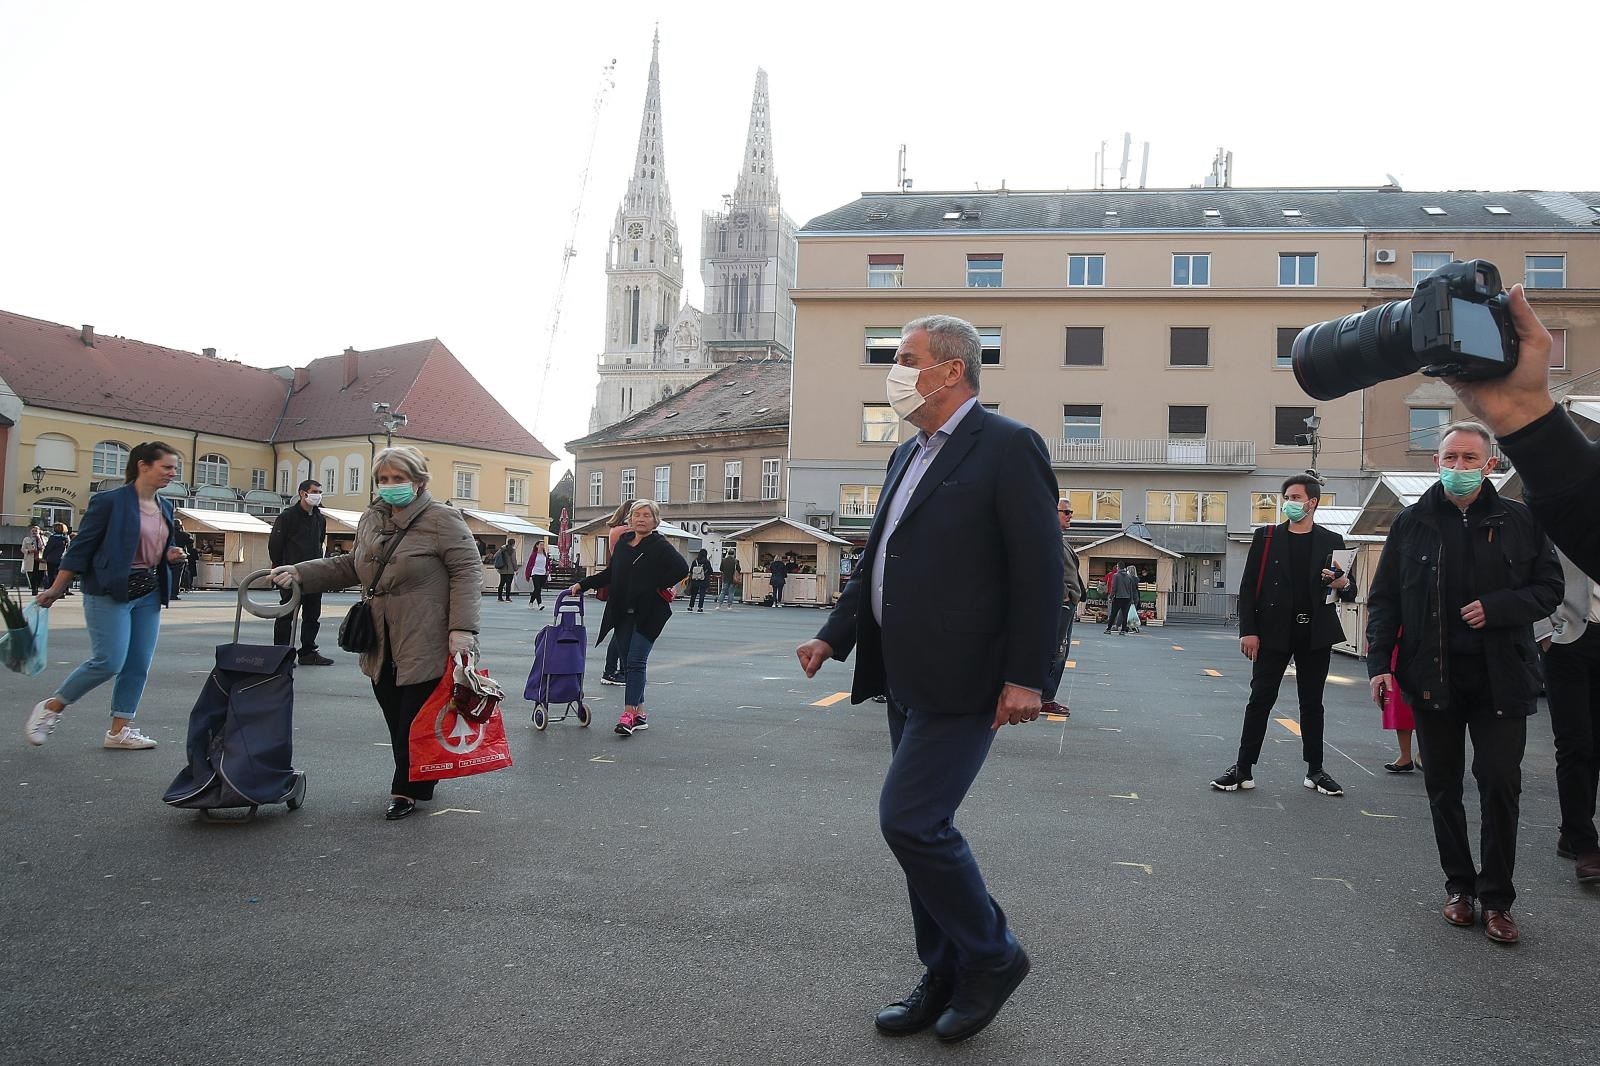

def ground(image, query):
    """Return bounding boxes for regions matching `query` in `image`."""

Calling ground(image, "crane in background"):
[531,59,617,437]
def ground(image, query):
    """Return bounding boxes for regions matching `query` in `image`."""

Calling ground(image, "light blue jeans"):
[615,619,656,707]
[718,581,737,607]
[56,589,162,720]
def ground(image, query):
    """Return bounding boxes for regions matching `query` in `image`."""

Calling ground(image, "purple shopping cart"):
[524,589,591,730]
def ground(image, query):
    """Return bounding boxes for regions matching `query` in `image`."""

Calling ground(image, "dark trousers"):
[372,658,440,801]
[275,589,322,653]
[1107,597,1131,632]
[497,574,514,599]
[1542,629,1600,853]
[181,561,195,592]
[1413,658,1527,910]
[604,628,625,678]
[881,696,1017,975]
[771,581,785,606]
[1043,604,1075,703]
[1236,641,1331,771]
[688,579,708,611]
[27,567,44,594]
[527,575,547,605]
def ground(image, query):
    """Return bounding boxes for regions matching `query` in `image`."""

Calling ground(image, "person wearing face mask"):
[1366,423,1562,945]
[270,447,483,819]
[268,479,333,665]
[796,315,1059,1044]
[1212,474,1357,797]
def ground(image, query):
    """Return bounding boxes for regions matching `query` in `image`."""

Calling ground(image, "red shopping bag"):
[408,659,513,782]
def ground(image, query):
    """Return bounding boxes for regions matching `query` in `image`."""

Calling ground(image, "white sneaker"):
[26,700,63,746]
[103,726,158,750]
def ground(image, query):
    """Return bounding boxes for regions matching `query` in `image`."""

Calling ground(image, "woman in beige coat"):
[271,446,482,820]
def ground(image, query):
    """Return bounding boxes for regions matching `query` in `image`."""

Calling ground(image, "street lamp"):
[22,465,45,493]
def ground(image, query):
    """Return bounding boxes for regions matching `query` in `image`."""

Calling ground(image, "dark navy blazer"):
[58,484,177,604]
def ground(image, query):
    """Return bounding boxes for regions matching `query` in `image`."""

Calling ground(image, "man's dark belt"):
[127,566,160,600]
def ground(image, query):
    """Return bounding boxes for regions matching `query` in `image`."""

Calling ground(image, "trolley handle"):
[553,588,585,617]
[233,569,300,643]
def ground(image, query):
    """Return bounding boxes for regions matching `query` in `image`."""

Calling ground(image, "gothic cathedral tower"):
[700,69,796,363]
[590,31,714,433]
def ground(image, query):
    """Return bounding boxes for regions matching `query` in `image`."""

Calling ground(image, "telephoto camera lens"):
[1291,301,1424,402]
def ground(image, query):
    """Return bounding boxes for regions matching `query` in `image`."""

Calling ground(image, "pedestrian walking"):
[1106,564,1137,634]
[568,499,688,737]
[1367,422,1563,944]
[1211,475,1357,796]
[525,541,551,608]
[797,314,1059,1044]
[25,442,189,750]
[267,479,333,665]
[21,524,48,595]
[1042,498,1087,718]
[716,550,741,609]
[598,498,635,687]
[169,518,194,600]
[1382,632,1418,773]
[687,549,711,613]
[270,446,482,820]
[768,555,787,607]
[1534,547,1600,885]
[183,540,198,592]
[42,523,70,596]
[493,539,519,601]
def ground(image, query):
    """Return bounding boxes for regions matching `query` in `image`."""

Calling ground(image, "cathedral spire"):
[626,26,670,218]
[732,68,777,206]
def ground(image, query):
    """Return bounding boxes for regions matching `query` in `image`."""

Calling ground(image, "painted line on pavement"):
[1203,669,1222,677]
[811,692,850,707]
[1360,810,1401,819]
[1115,861,1154,875]
[1045,714,1068,722]
[1275,716,1302,736]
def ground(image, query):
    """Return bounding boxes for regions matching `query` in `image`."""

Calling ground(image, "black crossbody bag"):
[338,506,429,654]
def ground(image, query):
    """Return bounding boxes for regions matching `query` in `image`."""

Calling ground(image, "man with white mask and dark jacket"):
[268,479,332,665]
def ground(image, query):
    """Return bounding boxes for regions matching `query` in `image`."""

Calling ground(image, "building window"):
[32,498,76,529]
[864,327,901,365]
[1169,327,1209,367]
[1526,254,1566,289]
[1276,327,1301,369]
[724,461,742,502]
[195,453,230,487]
[1275,406,1316,447]
[967,253,1003,288]
[867,254,904,288]
[1412,251,1452,286]
[1147,490,1227,524]
[978,327,1002,365]
[507,477,526,505]
[689,463,706,502]
[454,470,477,500]
[839,484,881,519]
[321,461,338,492]
[278,467,292,495]
[1168,406,1207,438]
[654,465,671,503]
[1254,491,1338,523]
[1278,253,1317,287]
[251,468,268,491]
[1410,407,1452,452]
[1065,326,1105,367]
[1068,254,1105,287]
[1066,489,1121,523]
[1172,253,1210,287]
[92,441,129,478]
[34,433,77,472]
[621,468,636,502]
[589,471,604,507]
[1550,328,1568,371]
[862,404,901,444]
[347,464,361,496]
[1063,404,1102,441]
[758,458,779,501]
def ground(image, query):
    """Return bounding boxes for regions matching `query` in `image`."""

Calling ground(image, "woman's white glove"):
[269,565,300,589]
[449,631,479,657]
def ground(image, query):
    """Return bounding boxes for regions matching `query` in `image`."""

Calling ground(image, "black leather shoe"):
[935,947,1031,1044]
[298,652,334,666]
[874,971,954,1036]
[385,797,416,820]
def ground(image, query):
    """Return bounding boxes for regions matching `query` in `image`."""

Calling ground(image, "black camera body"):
[1292,259,1520,402]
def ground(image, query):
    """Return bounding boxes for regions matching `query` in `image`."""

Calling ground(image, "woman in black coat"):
[568,500,688,737]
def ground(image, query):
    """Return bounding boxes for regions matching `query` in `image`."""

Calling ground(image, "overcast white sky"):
[2,0,1594,478]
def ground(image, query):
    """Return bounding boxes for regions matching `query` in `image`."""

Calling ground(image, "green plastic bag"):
[0,595,49,677]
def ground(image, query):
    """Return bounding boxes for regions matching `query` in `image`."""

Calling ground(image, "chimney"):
[202,347,216,359]
[342,347,359,388]
[81,325,95,347]
[292,367,310,392]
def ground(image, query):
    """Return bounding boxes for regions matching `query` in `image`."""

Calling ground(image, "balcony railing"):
[838,500,877,519]
[1045,437,1256,469]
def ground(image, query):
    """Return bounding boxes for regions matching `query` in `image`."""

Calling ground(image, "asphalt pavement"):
[2,593,1596,1066]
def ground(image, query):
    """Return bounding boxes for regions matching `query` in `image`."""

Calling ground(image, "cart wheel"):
[533,706,548,731]
[286,772,307,811]
[576,703,591,727]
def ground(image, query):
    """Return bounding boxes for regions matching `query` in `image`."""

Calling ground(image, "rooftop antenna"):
[896,144,913,192]
[1139,141,1150,189]
[1118,133,1132,189]
[1203,147,1233,189]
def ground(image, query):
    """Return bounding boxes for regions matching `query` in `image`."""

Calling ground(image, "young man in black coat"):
[1367,423,1563,945]
[268,479,332,665]
[1212,474,1356,796]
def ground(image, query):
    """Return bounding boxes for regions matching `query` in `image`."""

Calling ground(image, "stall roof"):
[460,508,555,537]
[726,516,852,546]
[320,507,365,533]
[1074,531,1183,558]
[1313,506,1362,538]
[175,508,274,534]
[1350,472,1511,537]
[568,514,694,540]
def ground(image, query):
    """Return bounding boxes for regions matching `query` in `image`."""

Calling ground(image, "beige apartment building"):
[788,187,1600,606]
[568,360,790,560]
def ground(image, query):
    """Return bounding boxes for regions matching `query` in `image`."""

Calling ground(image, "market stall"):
[175,507,274,590]
[320,507,365,557]
[727,517,850,607]
[565,515,699,591]
[1073,532,1179,625]
[459,508,556,594]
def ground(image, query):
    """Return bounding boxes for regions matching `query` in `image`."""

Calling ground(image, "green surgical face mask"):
[377,483,416,506]
[1282,500,1308,523]
[1439,466,1485,497]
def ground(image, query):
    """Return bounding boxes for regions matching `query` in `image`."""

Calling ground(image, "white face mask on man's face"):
[885,359,956,420]
[304,493,324,507]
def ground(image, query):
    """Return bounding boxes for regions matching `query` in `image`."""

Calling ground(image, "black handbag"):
[337,506,429,654]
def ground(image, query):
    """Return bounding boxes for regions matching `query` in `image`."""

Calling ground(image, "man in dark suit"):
[797,314,1060,1044]
[1211,474,1357,796]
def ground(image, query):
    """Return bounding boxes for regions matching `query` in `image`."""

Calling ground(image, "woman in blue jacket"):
[26,441,187,749]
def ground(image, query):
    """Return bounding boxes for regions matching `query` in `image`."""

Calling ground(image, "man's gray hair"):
[903,315,981,392]
[373,445,430,489]
[1438,420,1494,452]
